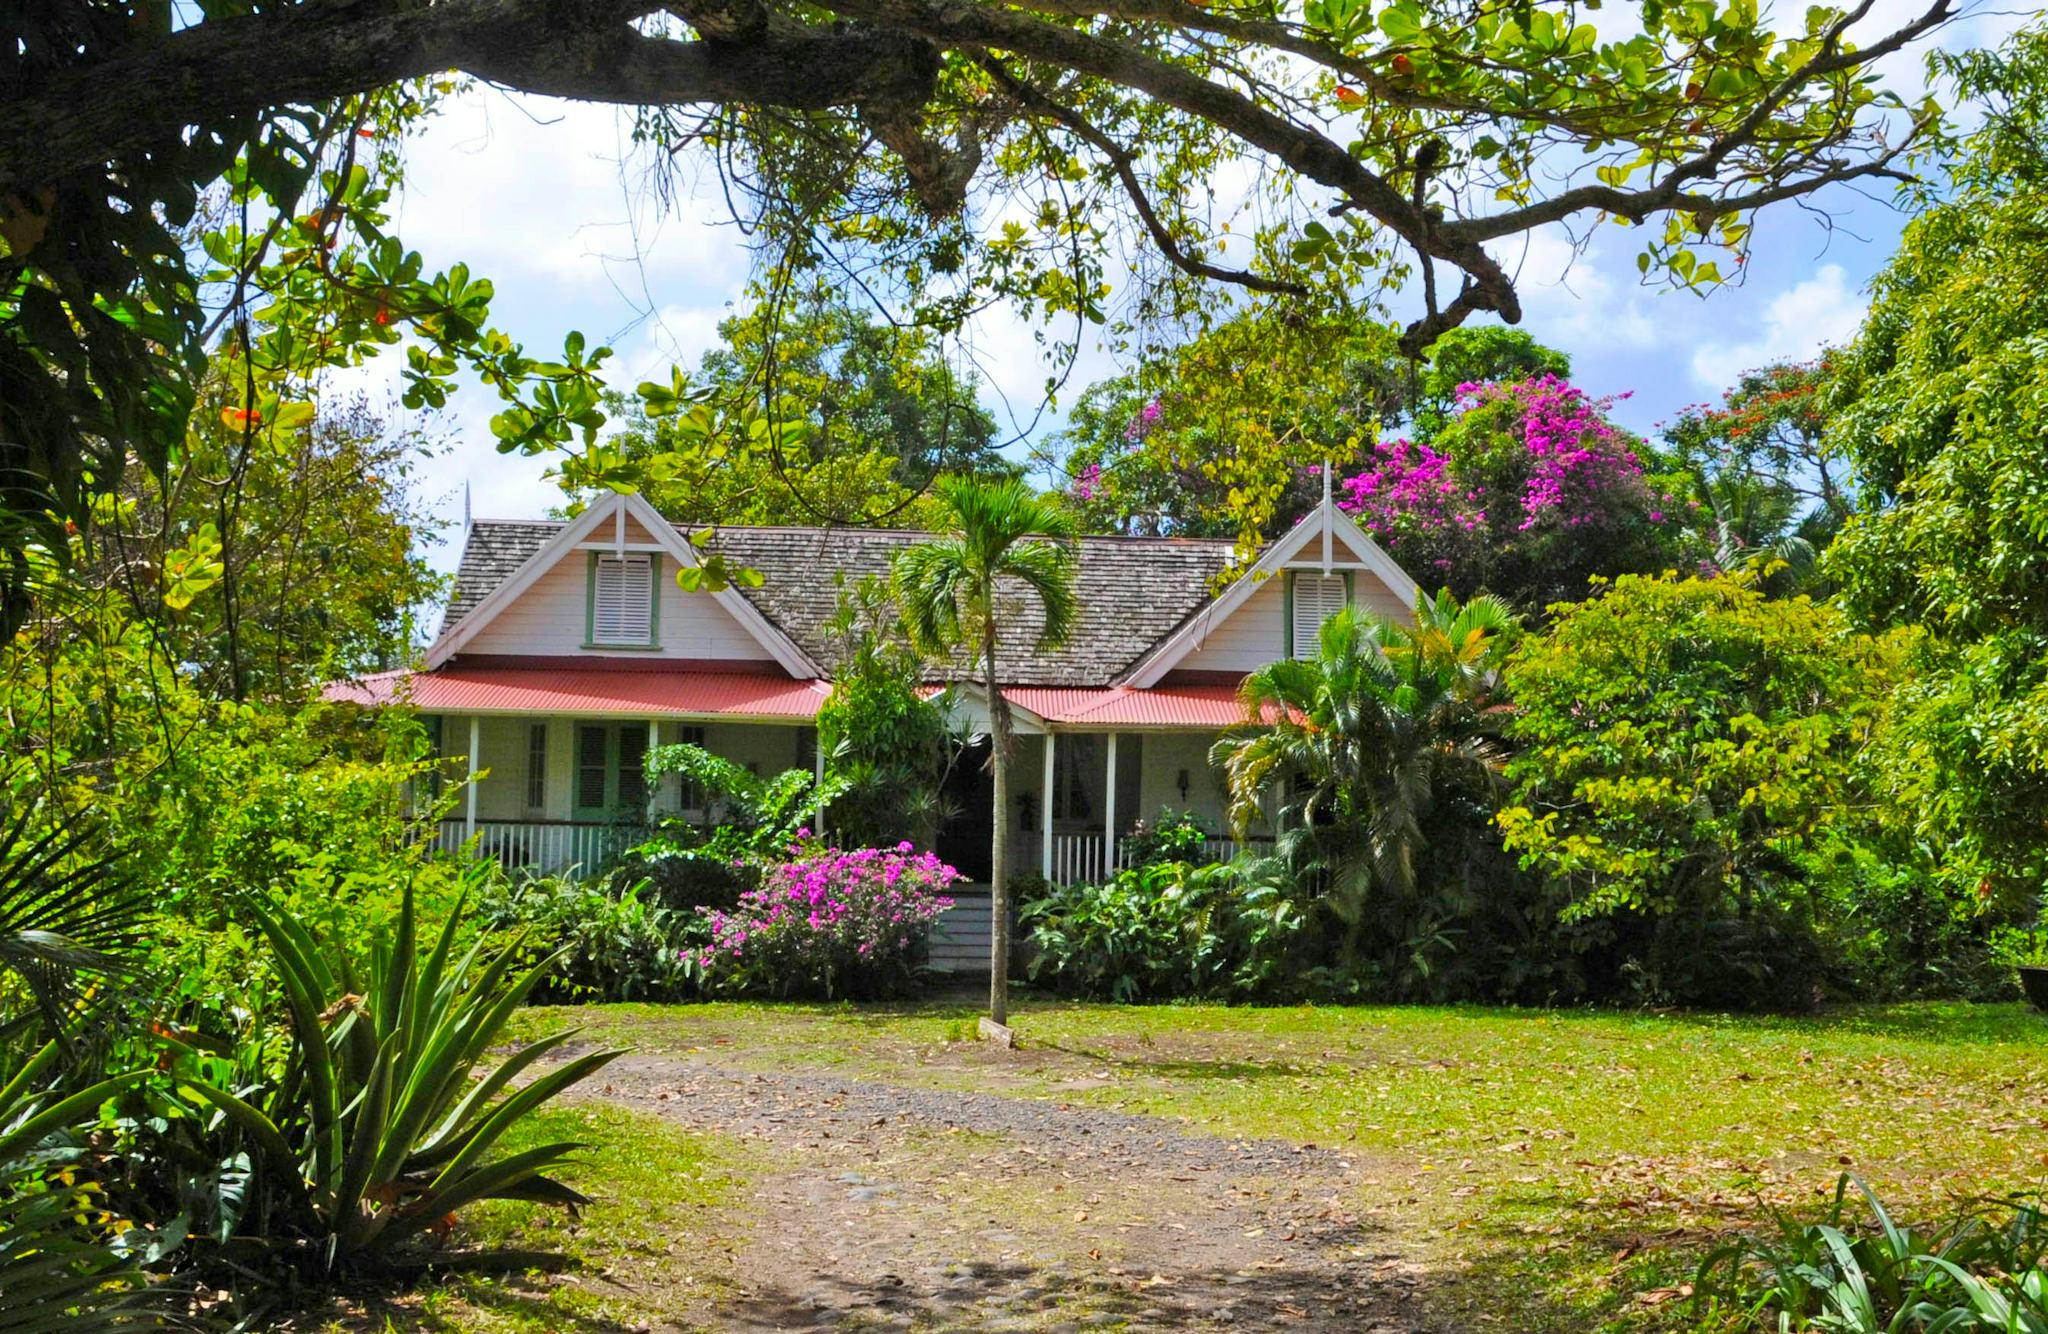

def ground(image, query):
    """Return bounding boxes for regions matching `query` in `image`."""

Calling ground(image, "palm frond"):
[0,807,144,1048]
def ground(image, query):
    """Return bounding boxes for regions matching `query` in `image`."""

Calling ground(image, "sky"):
[339,1,2029,577]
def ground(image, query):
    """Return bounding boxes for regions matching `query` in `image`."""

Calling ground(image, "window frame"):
[1284,569,1355,659]
[583,551,663,650]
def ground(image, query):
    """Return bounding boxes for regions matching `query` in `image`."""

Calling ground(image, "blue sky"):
[339,2,2024,575]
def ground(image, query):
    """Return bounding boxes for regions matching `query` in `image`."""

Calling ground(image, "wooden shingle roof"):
[442,519,1241,687]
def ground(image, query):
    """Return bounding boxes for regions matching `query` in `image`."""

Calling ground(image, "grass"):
[509,998,2048,1330]
[308,1102,753,1333]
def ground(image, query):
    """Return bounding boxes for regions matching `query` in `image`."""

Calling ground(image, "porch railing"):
[434,819,643,875]
[1042,833,1271,886]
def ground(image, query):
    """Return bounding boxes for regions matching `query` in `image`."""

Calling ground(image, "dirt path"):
[583,1053,1432,1332]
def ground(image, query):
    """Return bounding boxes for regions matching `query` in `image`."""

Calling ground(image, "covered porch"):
[431,715,1247,885]
[401,669,1267,885]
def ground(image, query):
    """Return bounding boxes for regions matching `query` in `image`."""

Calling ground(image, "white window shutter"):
[1291,574,1349,658]
[592,554,653,643]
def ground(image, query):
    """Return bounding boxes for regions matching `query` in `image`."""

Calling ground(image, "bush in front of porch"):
[693,838,961,1000]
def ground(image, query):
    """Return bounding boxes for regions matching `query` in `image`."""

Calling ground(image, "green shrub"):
[1499,572,1903,1009]
[1119,808,1214,869]
[1022,861,1309,1003]
[477,872,706,1003]
[1693,1174,2048,1331]
[815,573,960,849]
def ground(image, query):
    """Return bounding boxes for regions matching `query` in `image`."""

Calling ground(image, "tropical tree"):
[1408,326,1572,443]
[599,287,1010,528]
[3,0,1957,633]
[892,478,1077,1025]
[1213,591,1516,966]
[1337,376,1696,609]
[1823,26,2048,890]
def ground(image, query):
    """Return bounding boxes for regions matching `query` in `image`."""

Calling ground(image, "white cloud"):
[1689,262,1866,390]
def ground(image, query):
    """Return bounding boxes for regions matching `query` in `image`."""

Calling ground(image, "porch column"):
[1104,732,1119,875]
[648,719,661,817]
[464,715,480,838]
[813,732,826,838]
[1041,731,1056,876]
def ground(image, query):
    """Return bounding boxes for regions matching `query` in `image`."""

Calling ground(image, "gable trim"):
[1119,498,1421,688]
[427,494,821,677]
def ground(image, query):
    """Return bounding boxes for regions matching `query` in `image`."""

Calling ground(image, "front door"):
[936,737,994,881]
[572,722,649,823]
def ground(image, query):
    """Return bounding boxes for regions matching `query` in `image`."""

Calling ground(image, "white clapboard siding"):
[460,548,775,661]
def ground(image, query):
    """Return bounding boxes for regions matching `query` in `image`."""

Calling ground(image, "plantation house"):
[331,490,1418,908]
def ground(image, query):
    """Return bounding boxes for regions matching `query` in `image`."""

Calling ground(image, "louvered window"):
[1288,572,1351,659]
[589,553,655,646]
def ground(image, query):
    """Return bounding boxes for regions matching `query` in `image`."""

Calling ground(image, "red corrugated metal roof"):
[326,671,1254,729]
[1005,684,1250,728]
[324,667,830,720]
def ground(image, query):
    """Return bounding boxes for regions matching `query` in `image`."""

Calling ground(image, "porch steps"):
[931,890,994,973]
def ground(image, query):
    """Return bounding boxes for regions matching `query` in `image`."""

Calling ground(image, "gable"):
[428,494,817,675]
[457,547,778,663]
[1123,498,1420,686]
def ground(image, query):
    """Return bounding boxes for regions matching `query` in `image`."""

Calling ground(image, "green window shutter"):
[617,723,650,812]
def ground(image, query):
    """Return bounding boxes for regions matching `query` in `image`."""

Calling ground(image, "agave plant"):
[175,876,622,1276]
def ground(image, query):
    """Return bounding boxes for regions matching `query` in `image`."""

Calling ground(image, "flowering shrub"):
[694,838,960,999]
[1338,375,1695,609]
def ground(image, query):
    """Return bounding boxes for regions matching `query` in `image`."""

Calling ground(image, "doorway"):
[935,736,994,881]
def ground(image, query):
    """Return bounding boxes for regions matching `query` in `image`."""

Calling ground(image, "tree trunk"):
[984,622,1011,1026]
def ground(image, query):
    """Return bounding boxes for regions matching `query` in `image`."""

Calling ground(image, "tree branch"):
[983,61,1307,298]
[0,0,939,193]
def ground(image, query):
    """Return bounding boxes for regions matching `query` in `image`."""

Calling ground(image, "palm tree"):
[1212,589,1516,933]
[893,477,1076,1025]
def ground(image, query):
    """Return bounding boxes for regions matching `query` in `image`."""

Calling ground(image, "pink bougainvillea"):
[693,838,959,999]
[1452,376,1643,532]
[1334,375,1682,604]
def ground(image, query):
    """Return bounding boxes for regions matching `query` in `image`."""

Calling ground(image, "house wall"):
[1177,575,1285,675]
[438,714,812,823]
[1134,731,1229,830]
[459,535,778,663]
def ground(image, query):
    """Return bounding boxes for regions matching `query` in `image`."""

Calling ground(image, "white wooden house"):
[328,489,1420,901]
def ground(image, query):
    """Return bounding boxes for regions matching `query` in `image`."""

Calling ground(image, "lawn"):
[490,999,2048,1330]
[307,1102,756,1333]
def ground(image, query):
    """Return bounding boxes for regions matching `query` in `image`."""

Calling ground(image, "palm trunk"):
[984,621,1011,1026]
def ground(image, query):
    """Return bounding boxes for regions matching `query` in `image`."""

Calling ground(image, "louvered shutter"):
[591,554,653,644]
[1290,574,1350,658]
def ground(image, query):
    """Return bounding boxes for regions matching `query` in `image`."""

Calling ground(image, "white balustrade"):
[433,819,637,876]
